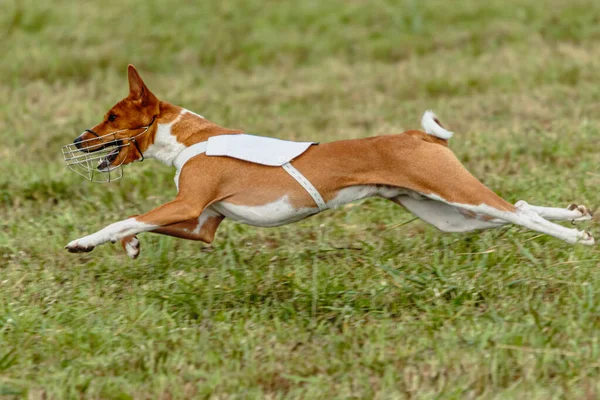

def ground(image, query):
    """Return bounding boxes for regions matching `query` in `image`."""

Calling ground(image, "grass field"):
[2,0,600,398]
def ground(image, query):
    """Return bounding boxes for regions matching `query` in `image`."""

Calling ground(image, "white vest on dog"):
[206,134,315,166]
[173,134,327,210]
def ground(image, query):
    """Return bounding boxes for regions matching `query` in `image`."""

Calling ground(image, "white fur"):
[191,209,222,234]
[66,218,158,251]
[212,185,404,227]
[421,110,453,139]
[520,202,592,222]
[327,185,403,208]
[144,108,209,166]
[395,196,506,232]
[422,194,593,245]
[394,197,592,234]
[125,236,140,258]
[212,197,314,227]
[144,112,187,166]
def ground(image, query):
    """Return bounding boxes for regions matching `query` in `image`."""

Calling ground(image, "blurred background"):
[1,0,600,397]
[2,0,600,192]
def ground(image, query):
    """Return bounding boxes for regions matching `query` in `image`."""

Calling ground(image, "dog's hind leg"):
[398,192,594,245]
[388,139,594,244]
[121,209,225,259]
[413,187,594,245]
[519,202,593,222]
[393,197,593,234]
[409,180,594,245]
[392,196,507,232]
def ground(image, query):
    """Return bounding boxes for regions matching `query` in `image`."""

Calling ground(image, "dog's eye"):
[108,114,117,122]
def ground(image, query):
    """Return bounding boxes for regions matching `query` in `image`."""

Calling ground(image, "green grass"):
[2,0,600,398]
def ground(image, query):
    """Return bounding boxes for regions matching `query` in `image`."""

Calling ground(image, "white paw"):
[65,237,96,253]
[515,200,529,210]
[124,236,140,259]
[578,230,595,246]
[567,203,593,222]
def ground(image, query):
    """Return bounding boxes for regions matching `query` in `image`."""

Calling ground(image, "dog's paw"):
[65,239,95,253]
[121,235,140,259]
[578,230,595,246]
[567,203,593,222]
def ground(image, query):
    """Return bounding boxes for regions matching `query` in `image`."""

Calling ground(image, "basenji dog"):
[63,65,594,259]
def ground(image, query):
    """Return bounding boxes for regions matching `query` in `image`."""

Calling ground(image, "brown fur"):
[77,65,515,254]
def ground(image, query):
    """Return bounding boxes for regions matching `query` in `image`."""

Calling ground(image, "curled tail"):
[421,110,453,140]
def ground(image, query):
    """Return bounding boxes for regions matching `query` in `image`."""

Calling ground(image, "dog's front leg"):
[119,209,225,259]
[65,200,204,253]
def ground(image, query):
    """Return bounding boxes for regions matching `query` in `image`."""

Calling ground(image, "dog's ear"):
[127,64,157,105]
[128,64,146,98]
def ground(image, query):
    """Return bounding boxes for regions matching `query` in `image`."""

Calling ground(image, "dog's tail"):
[421,110,453,140]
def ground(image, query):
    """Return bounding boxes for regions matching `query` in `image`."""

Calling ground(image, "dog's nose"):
[73,136,83,148]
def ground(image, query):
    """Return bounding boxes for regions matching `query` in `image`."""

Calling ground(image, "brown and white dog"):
[65,65,594,258]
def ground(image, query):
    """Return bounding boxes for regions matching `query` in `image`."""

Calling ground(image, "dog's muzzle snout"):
[61,117,155,183]
[61,132,127,183]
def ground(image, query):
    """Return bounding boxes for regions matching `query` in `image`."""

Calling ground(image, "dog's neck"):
[143,102,243,166]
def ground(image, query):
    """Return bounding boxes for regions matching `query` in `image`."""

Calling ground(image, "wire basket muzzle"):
[61,133,130,182]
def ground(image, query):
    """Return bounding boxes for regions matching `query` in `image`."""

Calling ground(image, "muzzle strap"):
[131,138,144,162]
[85,129,100,138]
[129,116,156,162]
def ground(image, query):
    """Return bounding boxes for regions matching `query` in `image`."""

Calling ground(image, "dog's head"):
[71,65,160,173]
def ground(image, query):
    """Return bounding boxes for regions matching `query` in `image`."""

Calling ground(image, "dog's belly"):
[211,197,317,227]
[211,185,407,227]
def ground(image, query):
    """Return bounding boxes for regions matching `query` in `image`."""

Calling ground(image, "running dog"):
[63,65,594,258]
